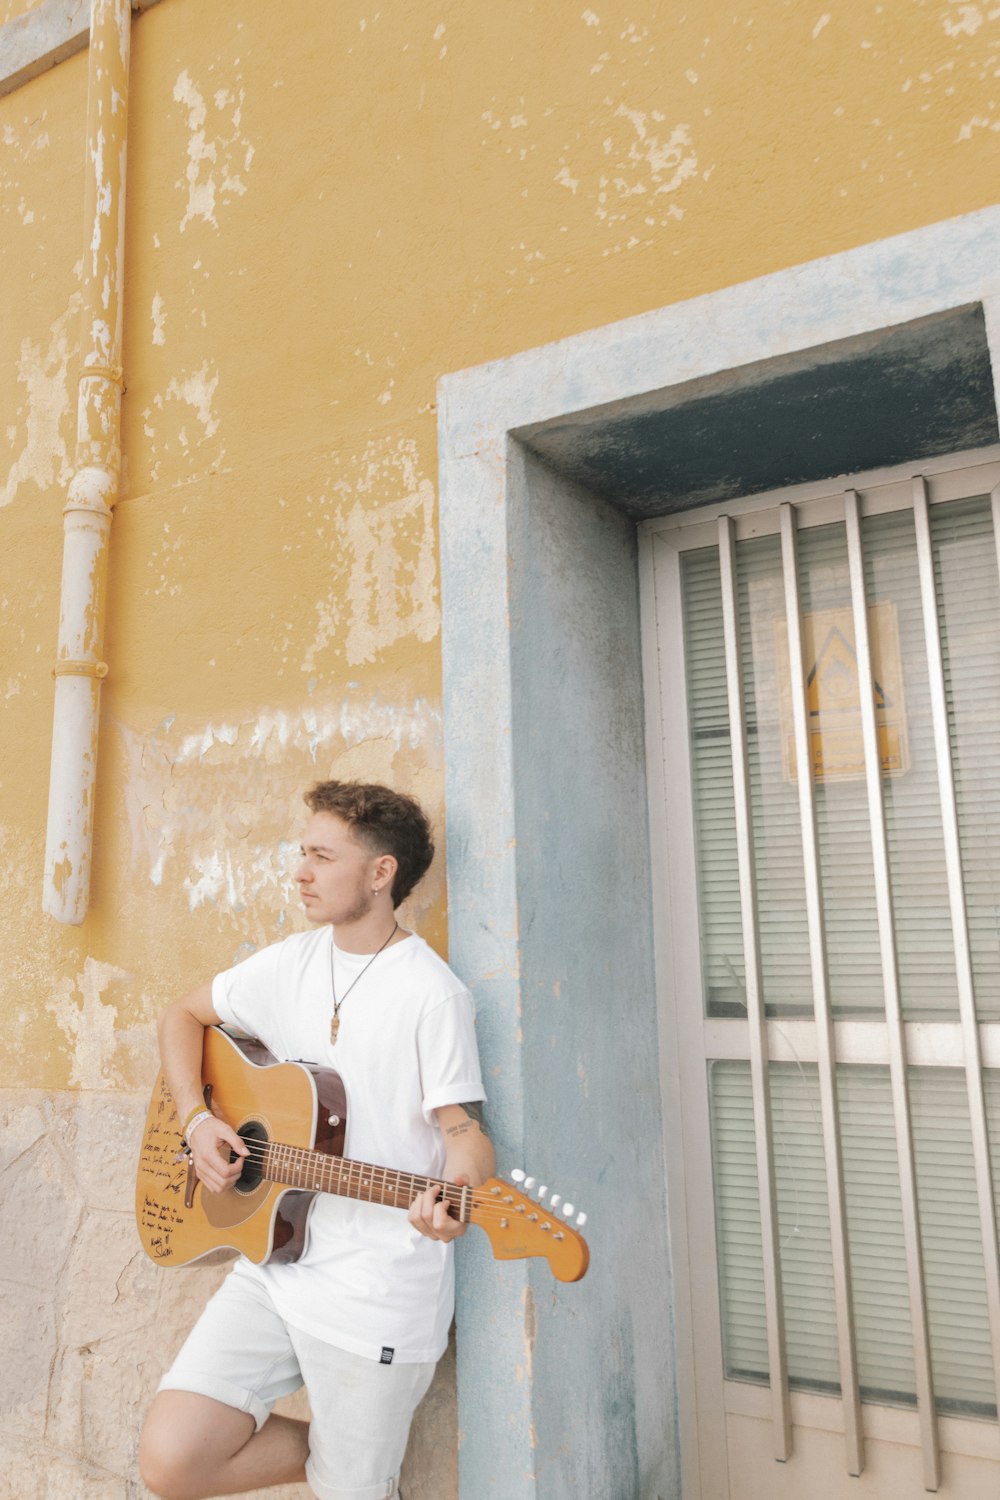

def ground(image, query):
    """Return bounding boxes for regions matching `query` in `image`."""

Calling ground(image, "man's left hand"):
[408,1176,470,1242]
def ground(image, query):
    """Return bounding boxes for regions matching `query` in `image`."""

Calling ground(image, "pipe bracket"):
[78,363,125,388]
[53,659,109,680]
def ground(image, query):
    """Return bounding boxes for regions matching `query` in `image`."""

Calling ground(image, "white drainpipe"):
[43,0,131,924]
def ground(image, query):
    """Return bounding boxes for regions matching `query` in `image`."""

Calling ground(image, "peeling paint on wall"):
[172,67,255,232]
[300,438,439,671]
[151,290,167,344]
[599,102,699,234]
[46,957,133,1090]
[941,3,999,40]
[521,1284,536,1389]
[163,363,220,437]
[142,360,223,479]
[117,693,444,924]
[479,13,712,277]
[1,292,79,507]
[0,110,51,171]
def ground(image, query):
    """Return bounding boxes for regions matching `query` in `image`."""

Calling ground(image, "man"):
[139,780,493,1500]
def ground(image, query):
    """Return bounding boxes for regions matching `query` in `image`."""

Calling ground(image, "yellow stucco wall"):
[1,0,998,1493]
[4,0,999,1081]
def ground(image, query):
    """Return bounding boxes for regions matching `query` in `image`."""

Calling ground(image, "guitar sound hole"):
[235,1120,268,1193]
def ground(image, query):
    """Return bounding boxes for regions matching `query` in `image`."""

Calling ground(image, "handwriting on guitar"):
[138,1078,188,1257]
[139,1192,186,1259]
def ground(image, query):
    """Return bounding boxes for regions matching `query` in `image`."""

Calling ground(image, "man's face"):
[295,811,379,926]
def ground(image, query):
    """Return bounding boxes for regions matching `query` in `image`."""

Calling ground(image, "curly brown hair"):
[303,780,435,906]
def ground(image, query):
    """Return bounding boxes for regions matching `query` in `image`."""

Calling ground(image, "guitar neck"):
[261,1141,469,1221]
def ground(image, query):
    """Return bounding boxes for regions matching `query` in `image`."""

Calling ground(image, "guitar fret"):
[262,1142,465,1221]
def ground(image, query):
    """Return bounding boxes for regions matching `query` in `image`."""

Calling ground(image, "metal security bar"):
[717,515,793,1462]
[779,503,865,1476]
[844,489,940,1492]
[912,476,1000,1418]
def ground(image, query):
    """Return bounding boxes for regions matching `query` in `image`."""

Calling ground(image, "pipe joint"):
[65,464,117,517]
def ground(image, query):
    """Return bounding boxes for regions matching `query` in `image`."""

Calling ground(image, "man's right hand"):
[187,1113,248,1195]
[158,983,249,1196]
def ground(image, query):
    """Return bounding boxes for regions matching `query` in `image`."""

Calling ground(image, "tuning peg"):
[524,1176,536,1190]
[510,1169,525,1183]
[561,1203,575,1217]
[538,1185,548,1199]
[576,1212,587,1227]
[550,1194,562,1209]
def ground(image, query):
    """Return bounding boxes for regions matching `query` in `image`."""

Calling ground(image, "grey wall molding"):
[0,0,164,99]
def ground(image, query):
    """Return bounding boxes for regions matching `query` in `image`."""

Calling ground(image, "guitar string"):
[230,1137,464,1198]
[230,1137,533,1214]
[205,1135,571,1224]
[194,1137,580,1229]
[225,1143,551,1219]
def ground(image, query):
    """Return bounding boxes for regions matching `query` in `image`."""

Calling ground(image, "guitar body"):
[135,1027,347,1268]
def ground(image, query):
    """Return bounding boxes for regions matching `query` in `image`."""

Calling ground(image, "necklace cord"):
[329,920,399,1042]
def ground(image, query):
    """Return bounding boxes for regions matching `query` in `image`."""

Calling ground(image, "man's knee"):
[138,1390,253,1500]
[138,1414,187,1499]
[138,1401,198,1499]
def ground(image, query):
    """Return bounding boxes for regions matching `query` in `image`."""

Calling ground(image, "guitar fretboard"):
[262,1142,470,1222]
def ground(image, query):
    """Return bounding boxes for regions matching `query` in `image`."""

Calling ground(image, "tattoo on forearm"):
[444,1101,490,1140]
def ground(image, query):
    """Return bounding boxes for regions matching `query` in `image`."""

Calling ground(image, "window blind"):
[710,1060,999,1416]
[932,496,1000,1021]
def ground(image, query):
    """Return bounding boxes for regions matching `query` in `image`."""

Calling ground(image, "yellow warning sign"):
[774,603,909,783]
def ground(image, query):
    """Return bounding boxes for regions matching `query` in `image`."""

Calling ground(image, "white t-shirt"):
[211,926,485,1364]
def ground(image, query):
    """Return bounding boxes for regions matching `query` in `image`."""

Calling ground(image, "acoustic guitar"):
[135,1026,589,1283]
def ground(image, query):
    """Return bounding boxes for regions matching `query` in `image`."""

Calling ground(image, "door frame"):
[638,445,1000,1498]
[437,206,1000,1500]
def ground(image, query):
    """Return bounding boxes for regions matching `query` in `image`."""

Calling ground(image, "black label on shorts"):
[380,1346,394,1364]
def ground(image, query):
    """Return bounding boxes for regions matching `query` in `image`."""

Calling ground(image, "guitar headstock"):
[470,1170,589,1282]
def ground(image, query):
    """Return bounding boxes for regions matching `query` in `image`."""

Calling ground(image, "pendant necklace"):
[329,921,399,1044]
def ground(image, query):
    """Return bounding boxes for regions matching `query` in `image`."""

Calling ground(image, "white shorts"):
[158,1264,436,1500]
